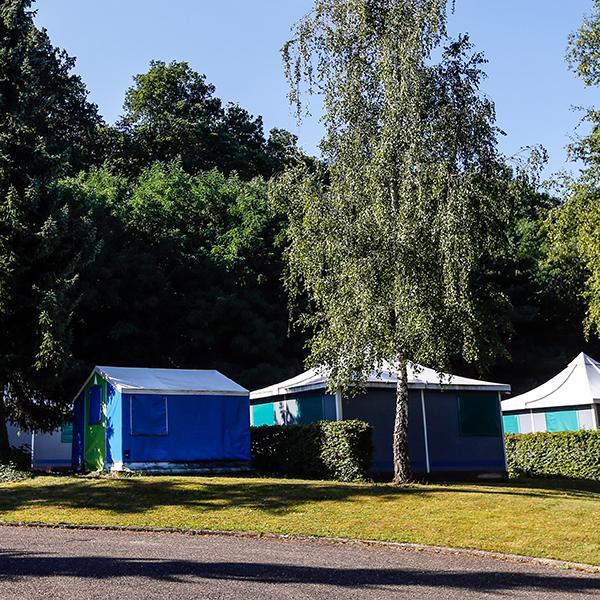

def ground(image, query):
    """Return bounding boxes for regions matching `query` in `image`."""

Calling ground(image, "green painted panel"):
[252,403,275,426]
[545,410,579,432]
[502,414,519,434]
[458,394,502,437]
[84,375,106,471]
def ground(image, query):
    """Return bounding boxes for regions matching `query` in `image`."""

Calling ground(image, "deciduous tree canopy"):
[276,0,520,482]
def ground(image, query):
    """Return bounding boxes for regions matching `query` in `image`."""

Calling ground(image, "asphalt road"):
[0,525,598,599]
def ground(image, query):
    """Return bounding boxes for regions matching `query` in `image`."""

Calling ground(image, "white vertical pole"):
[498,391,508,472]
[591,402,599,431]
[335,389,343,421]
[30,429,35,471]
[530,409,535,433]
[420,389,430,474]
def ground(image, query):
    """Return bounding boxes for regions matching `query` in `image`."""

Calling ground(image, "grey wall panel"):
[517,413,533,434]
[274,400,298,425]
[532,412,547,432]
[578,407,596,430]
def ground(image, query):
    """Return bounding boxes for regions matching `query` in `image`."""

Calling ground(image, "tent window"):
[545,410,579,432]
[458,395,502,437]
[88,386,103,425]
[130,395,168,435]
[252,403,275,426]
[502,414,519,434]
[60,422,73,443]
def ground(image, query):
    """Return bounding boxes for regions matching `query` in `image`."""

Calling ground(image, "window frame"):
[129,395,169,436]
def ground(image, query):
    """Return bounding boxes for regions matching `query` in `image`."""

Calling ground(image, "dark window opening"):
[458,394,502,437]
[88,386,103,425]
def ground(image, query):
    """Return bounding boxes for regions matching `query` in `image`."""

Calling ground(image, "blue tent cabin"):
[250,363,511,478]
[72,366,250,473]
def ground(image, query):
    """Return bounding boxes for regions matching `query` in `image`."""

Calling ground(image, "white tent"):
[501,353,600,433]
[251,361,509,401]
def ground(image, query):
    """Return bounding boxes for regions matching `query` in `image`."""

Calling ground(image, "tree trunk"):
[392,359,412,484]
[0,392,11,464]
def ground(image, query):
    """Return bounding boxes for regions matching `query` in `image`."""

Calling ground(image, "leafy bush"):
[505,430,600,481]
[0,462,30,483]
[251,420,372,482]
[9,445,32,470]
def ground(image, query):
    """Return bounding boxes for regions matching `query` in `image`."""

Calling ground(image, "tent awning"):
[501,352,600,412]
[250,361,510,400]
[75,366,249,398]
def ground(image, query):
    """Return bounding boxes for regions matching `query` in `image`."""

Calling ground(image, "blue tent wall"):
[121,393,250,463]
[424,390,505,473]
[105,383,122,467]
[71,390,85,470]
[336,387,504,474]
[342,389,427,473]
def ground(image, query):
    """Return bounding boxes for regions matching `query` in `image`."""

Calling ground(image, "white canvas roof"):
[250,361,509,400]
[83,366,248,396]
[502,352,600,412]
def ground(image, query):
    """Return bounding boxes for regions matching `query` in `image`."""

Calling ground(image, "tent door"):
[84,381,106,471]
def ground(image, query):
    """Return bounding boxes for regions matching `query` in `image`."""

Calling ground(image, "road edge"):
[0,520,598,574]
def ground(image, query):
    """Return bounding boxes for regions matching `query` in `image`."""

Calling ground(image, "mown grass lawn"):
[0,475,598,565]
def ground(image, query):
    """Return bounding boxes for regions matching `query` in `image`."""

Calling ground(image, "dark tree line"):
[0,0,598,461]
[0,0,306,459]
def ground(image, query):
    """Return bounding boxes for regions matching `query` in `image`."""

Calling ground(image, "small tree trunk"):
[0,392,11,464]
[392,359,412,484]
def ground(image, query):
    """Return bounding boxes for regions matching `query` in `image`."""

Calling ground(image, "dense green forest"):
[0,0,599,450]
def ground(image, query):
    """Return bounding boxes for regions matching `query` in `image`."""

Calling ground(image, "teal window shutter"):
[60,422,73,443]
[545,410,579,432]
[502,414,519,434]
[252,403,275,426]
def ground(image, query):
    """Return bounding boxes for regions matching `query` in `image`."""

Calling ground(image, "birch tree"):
[276,0,514,482]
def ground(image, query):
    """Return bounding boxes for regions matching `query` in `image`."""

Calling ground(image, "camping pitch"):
[250,363,510,478]
[72,366,250,473]
[501,352,600,433]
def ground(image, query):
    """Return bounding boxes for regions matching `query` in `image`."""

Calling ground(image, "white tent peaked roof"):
[502,352,600,412]
[79,366,248,396]
[250,361,509,400]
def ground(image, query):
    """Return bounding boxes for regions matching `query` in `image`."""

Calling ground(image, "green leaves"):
[506,431,600,481]
[544,2,600,341]
[116,60,303,181]
[251,420,373,482]
[279,0,513,390]
[67,162,301,391]
[567,0,600,87]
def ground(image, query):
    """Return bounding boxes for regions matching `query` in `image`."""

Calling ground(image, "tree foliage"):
[116,60,302,180]
[0,0,102,450]
[64,162,302,390]
[0,0,104,193]
[276,0,518,481]
[566,0,600,87]
[278,1,513,389]
[546,0,600,338]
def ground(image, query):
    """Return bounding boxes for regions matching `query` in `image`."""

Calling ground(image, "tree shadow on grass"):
[0,475,598,518]
[0,549,598,594]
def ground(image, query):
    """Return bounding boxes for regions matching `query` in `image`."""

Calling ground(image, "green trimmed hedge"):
[251,420,372,482]
[505,430,600,481]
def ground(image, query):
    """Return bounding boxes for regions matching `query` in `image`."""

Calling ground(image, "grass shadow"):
[0,474,598,519]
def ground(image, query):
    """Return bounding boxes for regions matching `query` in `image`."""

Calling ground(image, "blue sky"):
[34,0,595,177]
